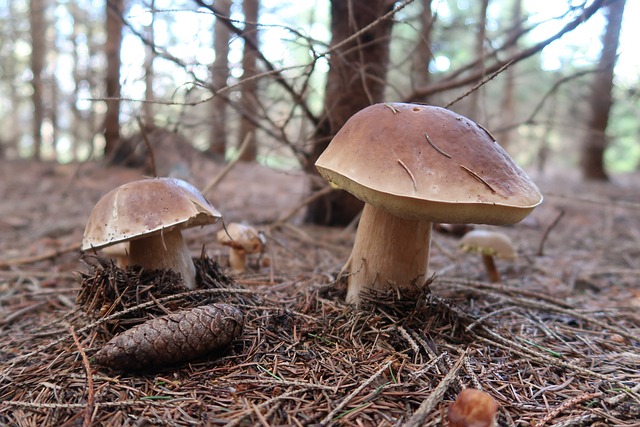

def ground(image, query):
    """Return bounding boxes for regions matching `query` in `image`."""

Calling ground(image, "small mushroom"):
[82,177,222,290]
[448,388,498,427]
[459,229,516,283]
[314,103,542,304]
[217,223,263,273]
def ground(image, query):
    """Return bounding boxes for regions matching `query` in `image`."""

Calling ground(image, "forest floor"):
[0,157,639,426]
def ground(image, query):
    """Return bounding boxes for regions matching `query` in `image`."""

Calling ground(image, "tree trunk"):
[412,0,434,93]
[209,0,232,158]
[495,0,522,152]
[581,0,626,181]
[305,0,396,226]
[103,0,124,157]
[29,0,46,160]
[466,0,490,122]
[238,0,260,162]
[143,0,155,125]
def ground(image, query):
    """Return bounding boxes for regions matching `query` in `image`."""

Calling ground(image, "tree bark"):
[495,0,522,152]
[238,0,260,162]
[581,0,626,181]
[305,0,396,226]
[412,0,434,94]
[466,0,490,122]
[209,0,232,158]
[103,0,124,157]
[29,0,46,160]
[143,0,156,125]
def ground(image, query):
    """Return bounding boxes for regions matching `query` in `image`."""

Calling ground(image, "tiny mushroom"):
[448,388,498,427]
[459,229,517,283]
[217,223,263,273]
[82,177,221,290]
[315,103,542,304]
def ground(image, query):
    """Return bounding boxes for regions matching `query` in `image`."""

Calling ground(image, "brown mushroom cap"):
[315,103,542,225]
[459,229,517,259]
[81,177,221,251]
[217,223,263,254]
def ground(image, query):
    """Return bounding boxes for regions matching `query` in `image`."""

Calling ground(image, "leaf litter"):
[0,160,639,426]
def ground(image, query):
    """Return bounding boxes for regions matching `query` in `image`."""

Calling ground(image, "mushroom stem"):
[228,249,247,273]
[346,203,432,304]
[128,228,197,290]
[481,254,500,283]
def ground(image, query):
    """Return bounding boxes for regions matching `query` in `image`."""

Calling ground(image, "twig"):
[404,349,468,427]
[408,0,606,101]
[320,360,393,425]
[202,131,253,195]
[0,243,81,268]
[136,116,157,177]
[0,302,47,327]
[445,60,514,109]
[397,159,417,192]
[225,389,306,427]
[271,185,334,229]
[424,133,452,159]
[537,209,565,256]
[544,192,640,209]
[459,164,497,193]
[534,392,602,427]
[69,326,95,427]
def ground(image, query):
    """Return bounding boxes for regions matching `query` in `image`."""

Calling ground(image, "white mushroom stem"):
[128,228,197,290]
[346,203,432,304]
[228,248,247,273]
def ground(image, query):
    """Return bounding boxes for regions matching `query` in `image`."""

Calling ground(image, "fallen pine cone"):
[93,303,243,371]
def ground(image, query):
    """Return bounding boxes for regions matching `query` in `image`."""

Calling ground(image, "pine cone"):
[94,304,243,371]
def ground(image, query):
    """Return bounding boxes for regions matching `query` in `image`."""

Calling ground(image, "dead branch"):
[69,326,95,427]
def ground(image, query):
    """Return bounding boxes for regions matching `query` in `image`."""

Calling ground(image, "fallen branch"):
[202,131,253,195]
[0,243,81,268]
[404,349,468,427]
[69,326,95,427]
[271,185,334,229]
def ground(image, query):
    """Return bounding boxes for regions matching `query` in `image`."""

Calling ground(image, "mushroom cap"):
[217,223,263,254]
[459,229,517,259]
[315,103,542,225]
[82,177,221,251]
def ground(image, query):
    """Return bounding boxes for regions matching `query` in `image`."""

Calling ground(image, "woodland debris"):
[77,255,234,336]
[93,303,244,371]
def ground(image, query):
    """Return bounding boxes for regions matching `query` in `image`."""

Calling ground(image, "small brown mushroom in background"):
[448,388,498,427]
[459,229,516,283]
[82,177,222,290]
[217,223,264,273]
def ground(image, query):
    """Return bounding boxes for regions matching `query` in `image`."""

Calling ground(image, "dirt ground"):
[0,157,639,426]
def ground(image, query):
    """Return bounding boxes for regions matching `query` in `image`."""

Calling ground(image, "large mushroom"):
[82,177,222,290]
[315,103,542,304]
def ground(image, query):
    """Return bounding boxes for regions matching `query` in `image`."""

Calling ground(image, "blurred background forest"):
[0,0,637,219]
